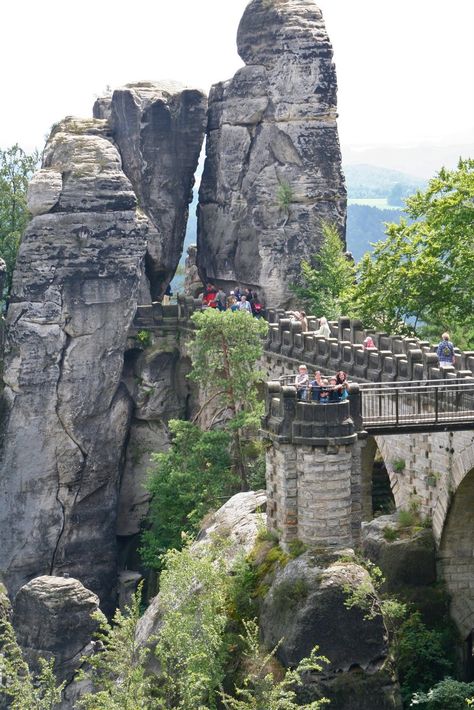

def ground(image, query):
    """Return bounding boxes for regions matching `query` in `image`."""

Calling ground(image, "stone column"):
[262,382,362,550]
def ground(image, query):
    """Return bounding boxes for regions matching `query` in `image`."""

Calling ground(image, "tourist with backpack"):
[436,332,455,368]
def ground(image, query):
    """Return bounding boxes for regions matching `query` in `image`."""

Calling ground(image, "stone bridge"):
[132,298,474,640]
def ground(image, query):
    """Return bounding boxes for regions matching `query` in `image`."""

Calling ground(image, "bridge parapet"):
[264,312,474,383]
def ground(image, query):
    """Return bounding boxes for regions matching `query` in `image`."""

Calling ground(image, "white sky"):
[2,0,473,166]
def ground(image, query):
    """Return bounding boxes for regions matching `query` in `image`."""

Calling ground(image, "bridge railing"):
[359,379,474,431]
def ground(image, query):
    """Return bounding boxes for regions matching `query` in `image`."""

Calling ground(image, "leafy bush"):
[411,677,474,709]
[396,612,455,706]
[140,419,238,570]
[221,619,329,710]
[136,329,152,347]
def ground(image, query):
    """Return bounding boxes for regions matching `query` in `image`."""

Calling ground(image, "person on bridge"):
[238,295,252,313]
[437,332,455,368]
[295,365,309,401]
[313,316,330,338]
[363,336,377,349]
[336,370,349,400]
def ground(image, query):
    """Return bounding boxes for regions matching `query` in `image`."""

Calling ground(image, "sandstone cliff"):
[0,117,149,608]
[197,0,346,307]
[94,82,207,299]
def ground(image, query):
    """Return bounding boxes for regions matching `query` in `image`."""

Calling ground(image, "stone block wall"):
[262,381,362,549]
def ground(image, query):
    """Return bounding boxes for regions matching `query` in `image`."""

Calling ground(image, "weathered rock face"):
[260,550,401,710]
[198,0,346,307]
[184,244,202,297]
[0,117,149,607]
[13,576,99,682]
[361,515,437,591]
[135,490,267,659]
[117,336,196,537]
[95,82,207,299]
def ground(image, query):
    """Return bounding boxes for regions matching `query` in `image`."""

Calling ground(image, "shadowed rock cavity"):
[94,81,207,300]
[198,0,346,307]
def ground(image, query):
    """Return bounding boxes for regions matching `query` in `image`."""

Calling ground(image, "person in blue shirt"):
[436,332,455,368]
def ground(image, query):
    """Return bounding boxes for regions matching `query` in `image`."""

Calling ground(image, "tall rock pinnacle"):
[0,118,150,607]
[197,0,346,307]
[94,82,207,300]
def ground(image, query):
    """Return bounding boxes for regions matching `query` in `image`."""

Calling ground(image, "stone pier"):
[261,382,364,549]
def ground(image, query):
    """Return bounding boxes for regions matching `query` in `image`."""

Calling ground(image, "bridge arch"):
[438,465,474,641]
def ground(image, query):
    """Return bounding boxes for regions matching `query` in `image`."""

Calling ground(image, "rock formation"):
[0,117,149,607]
[260,550,401,710]
[94,82,207,299]
[13,576,99,683]
[135,490,266,655]
[362,515,437,591]
[198,0,346,307]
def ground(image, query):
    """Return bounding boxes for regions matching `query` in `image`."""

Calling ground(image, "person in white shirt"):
[238,295,252,313]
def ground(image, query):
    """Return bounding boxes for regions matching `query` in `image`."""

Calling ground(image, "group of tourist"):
[295,365,349,403]
[200,284,264,317]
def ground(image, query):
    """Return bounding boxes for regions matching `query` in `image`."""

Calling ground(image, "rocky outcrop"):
[0,117,149,607]
[136,490,267,655]
[95,82,207,299]
[198,0,346,307]
[195,489,267,559]
[361,515,437,591]
[13,576,99,682]
[260,550,401,710]
[184,244,202,297]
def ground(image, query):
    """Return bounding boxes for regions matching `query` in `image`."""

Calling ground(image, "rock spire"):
[198,0,346,307]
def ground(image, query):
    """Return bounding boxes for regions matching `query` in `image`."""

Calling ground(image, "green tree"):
[78,584,154,709]
[140,420,237,570]
[348,159,474,340]
[221,618,329,710]
[189,309,268,489]
[293,221,355,320]
[0,144,39,294]
[154,541,231,709]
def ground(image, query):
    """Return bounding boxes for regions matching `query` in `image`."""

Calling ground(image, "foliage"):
[154,540,231,709]
[343,559,407,641]
[410,677,474,709]
[136,329,152,347]
[220,618,329,710]
[347,159,474,340]
[189,309,268,488]
[395,612,455,707]
[293,221,355,320]
[382,525,399,542]
[78,583,155,709]
[0,144,39,296]
[0,603,66,709]
[392,458,406,473]
[276,180,294,225]
[140,419,237,570]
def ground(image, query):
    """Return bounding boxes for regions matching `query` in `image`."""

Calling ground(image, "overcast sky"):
[2,0,473,170]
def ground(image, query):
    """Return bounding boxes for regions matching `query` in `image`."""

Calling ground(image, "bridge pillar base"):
[262,382,363,550]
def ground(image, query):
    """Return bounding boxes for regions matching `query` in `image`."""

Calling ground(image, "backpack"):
[440,342,453,359]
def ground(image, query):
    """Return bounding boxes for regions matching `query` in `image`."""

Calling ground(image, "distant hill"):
[346,204,406,261]
[343,163,426,199]
[342,142,473,180]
